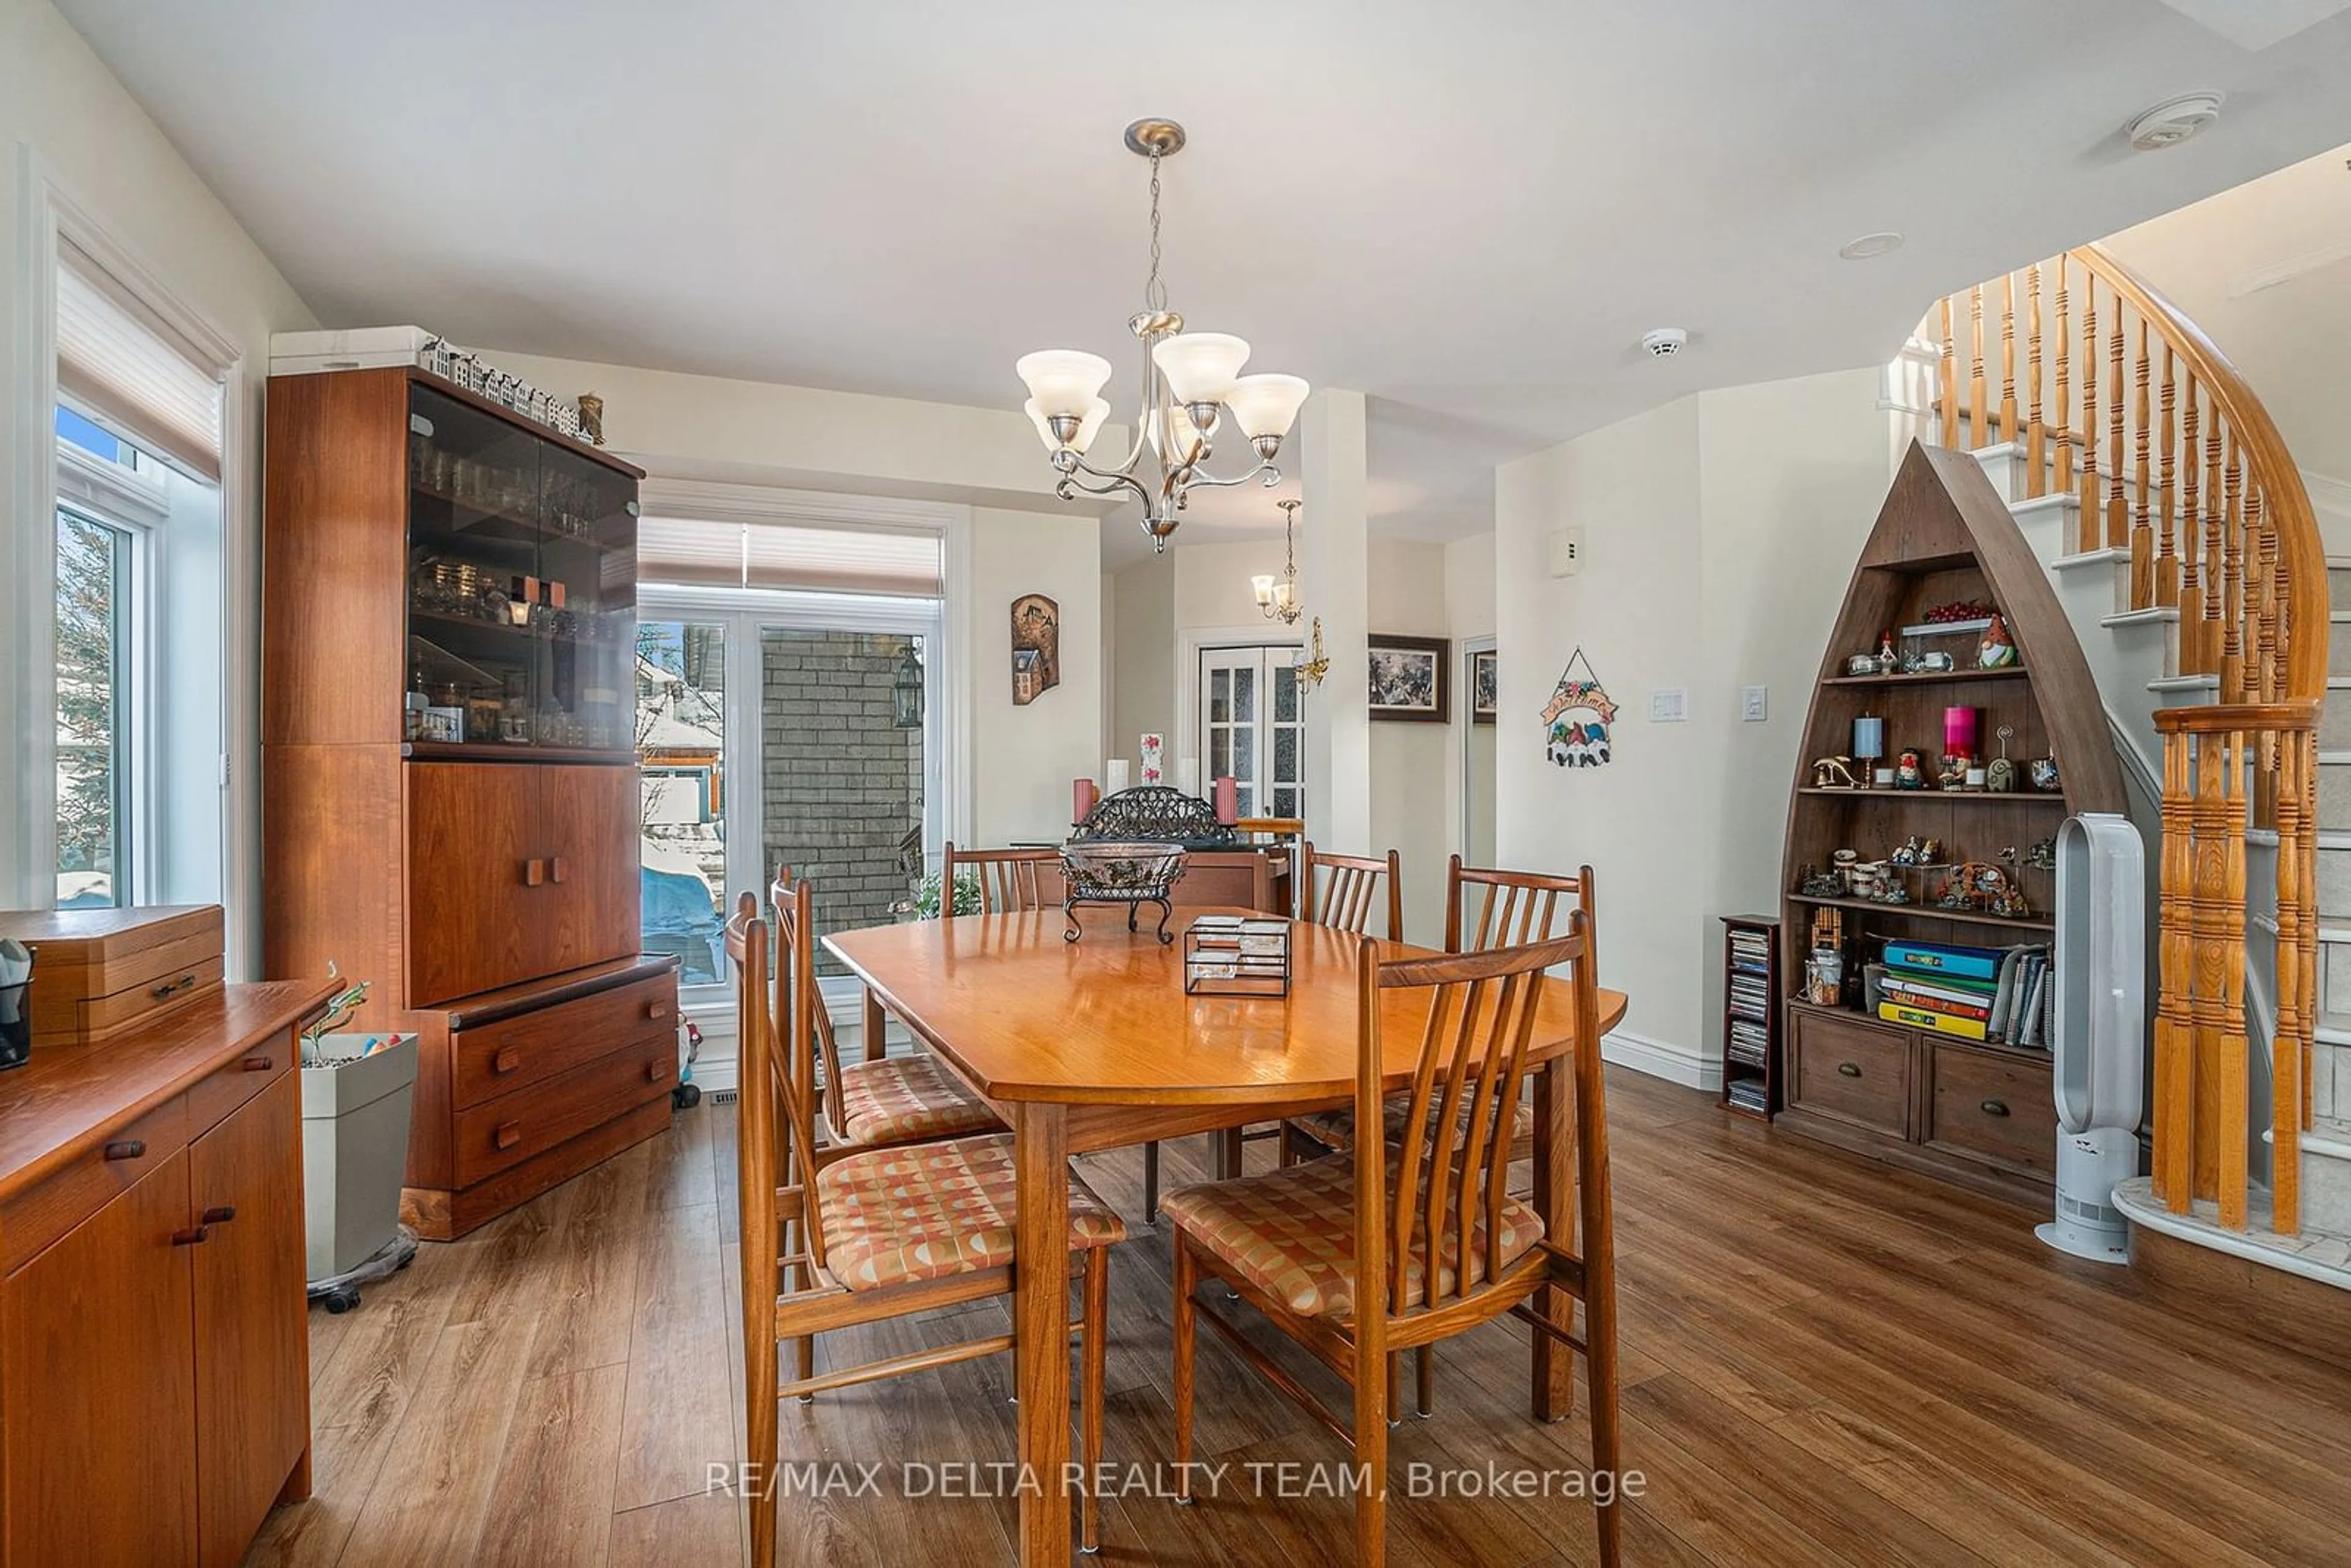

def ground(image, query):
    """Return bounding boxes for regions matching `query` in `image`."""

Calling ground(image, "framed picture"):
[1368,634,1450,723]
[1471,649,1498,724]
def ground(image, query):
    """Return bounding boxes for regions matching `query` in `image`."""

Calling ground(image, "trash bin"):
[301,1033,418,1282]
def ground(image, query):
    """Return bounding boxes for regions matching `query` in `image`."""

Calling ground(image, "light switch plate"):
[1741,685,1768,722]
[1548,526,1586,577]
[1649,689,1687,722]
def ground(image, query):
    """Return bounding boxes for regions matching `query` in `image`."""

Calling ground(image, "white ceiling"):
[53,0,2351,568]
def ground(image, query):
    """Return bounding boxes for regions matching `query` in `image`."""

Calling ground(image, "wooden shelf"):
[1787,892,2053,932]
[1820,666,2033,687]
[1784,998,2053,1067]
[1794,787,2066,805]
[400,741,636,767]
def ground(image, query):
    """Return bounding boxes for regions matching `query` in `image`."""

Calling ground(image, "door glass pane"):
[1233,728,1255,786]
[55,511,129,909]
[1209,668,1229,724]
[762,629,925,973]
[1233,666,1256,723]
[1209,729,1230,778]
[1273,726,1298,785]
[637,621,728,986]
[1273,664,1298,723]
[536,445,638,754]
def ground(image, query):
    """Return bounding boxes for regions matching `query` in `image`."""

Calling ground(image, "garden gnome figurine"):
[1978,612,2017,669]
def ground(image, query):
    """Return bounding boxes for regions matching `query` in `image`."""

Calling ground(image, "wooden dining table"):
[825,905,1629,1566]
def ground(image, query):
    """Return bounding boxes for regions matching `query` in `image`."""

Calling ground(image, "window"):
[1198,645,1306,820]
[54,509,132,908]
[636,511,947,999]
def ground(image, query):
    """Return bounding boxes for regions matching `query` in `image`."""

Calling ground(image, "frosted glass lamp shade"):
[1151,332,1250,405]
[1024,397,1111,454]
[1223,373,1311,440]
[1015,349,1114,418]
[1158,403,1207,462]
[1251,574,1277,607]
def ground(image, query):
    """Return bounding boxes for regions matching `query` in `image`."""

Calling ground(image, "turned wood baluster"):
[2154,724,2195,1213]
[1998,272,2019,446]
[2273,724,2307,1236]
[2107,309,2128,549]
[1969,285,1987,449]
[2178,378,2205,672]
[2129,321,2153,609]
[2203,415,2225,681]
[2221,434,2245,703]
[2188,726,2233,1208]
[1938,296,1958,449]
[2303,736,2320,1135]
[2156,344,2179,608]
[2078,276,2101,553]
[2218,728,2251,1231]
[2053,256,2074,498]
[2025,264,2045,495]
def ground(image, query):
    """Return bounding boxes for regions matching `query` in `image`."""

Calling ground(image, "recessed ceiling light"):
[2126,91,2225,151]
[1839,231,1905,261]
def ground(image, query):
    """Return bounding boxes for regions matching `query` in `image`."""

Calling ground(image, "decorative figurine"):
[2029,755,2062,793]
[1985,724,2017,793]
[1798,865,1848,899]
[1889,836,1941,868]
[1938,754,1971,790]
[1846,653,1883,677]
[576,392,606,446]
[1979,612,2019,669]
[2023,838,2057,871]
[1877,629,1899,675]
[1903,649,1957,674]
[1812,755,1862,789]
[1894,748,1929,789]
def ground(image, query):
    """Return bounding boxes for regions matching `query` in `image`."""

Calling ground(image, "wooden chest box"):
[0,904,225,1048]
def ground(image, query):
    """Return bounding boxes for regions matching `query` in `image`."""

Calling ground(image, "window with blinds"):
[637,516,944,598]
[54,239,224,483]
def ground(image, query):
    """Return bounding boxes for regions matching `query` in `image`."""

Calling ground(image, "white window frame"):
[53,434,169,907]
[8,152,249,958]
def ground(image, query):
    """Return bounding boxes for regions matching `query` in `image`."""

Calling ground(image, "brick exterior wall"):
[760,631,923,968]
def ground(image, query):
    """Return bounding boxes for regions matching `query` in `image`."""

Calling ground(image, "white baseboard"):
[1602,1029,1722,1093]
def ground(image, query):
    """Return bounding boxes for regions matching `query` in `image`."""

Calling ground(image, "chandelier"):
[1253,498,1303,623]
[1016,119,1311,554]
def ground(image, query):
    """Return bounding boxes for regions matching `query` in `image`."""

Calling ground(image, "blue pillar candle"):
[1852,715,1886,761]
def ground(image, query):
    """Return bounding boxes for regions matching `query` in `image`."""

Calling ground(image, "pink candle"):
[1943,705,1978,757]
[1072,778,1099,823]
[1214,776,1239,825]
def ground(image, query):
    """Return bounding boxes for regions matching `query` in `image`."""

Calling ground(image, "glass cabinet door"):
[403,383,636,755]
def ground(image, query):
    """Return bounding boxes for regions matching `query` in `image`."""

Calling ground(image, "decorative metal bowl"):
[1058,841,1188,943]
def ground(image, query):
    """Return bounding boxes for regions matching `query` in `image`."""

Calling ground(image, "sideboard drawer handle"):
[493,1048,522,1075]
[242,1054,274,1073]
[105,1139,148,1161]
[151,973,197,1000]
[494,1122,522,1150]
[200,1205,237,1225]
[549,857,568,885]
[522,858,547,887]
[1980,1098,2011,1118]
[171,1226,210,1247]
[1836,1062,1862,1078]
[647,1002,671,1022]
[644,1059,665,1084]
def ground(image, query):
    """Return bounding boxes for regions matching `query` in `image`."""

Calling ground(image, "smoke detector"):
[2126,91,2224,151]
[1641,327,1689,359]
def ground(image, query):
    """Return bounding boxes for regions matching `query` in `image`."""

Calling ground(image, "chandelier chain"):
[1144,150,1168,313]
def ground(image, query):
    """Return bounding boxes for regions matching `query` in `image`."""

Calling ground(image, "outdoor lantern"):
[893,643,924,729]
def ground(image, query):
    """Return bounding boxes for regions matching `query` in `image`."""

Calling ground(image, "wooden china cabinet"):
[263,368,679,1239]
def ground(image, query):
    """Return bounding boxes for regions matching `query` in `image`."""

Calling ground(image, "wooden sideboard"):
[0,981,329,1567]
[263,368,680,1238]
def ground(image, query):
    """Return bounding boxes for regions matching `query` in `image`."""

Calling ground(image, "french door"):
[1198,645,1305,821]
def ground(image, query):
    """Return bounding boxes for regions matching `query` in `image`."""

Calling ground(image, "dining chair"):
[770,868,1000,1159]
[1162,921,1621,1567]
[729,895,1126,1568]
[942,842,1062,915]
[1280,845,1405,1167]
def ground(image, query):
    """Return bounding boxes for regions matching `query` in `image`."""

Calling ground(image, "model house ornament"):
[1542,648,1618,768]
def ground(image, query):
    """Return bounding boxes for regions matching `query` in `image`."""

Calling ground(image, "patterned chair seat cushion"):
[1291,1094,1536,1156]
[818,1133,1127,1291]
[836,1054,1002,1147]
[1160,1153,1542,1321]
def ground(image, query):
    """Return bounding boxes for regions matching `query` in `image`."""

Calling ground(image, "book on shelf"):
[1727,1079,1769,1112]
[1879,1000,1989,1041]
[1880,980,1990,1023]
[1882,939,2004,983]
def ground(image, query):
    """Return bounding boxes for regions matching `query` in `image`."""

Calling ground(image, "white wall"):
[969,506,1101,844]
[1,0,318,951]
[1367,540,1453,943]
[1109,560,1175,767]
[1495,368,1891,1084]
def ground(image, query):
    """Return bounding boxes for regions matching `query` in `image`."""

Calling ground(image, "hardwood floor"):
[249,1068,2351,1567]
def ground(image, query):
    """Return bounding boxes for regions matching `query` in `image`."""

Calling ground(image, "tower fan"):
[2039,812,2145,1263]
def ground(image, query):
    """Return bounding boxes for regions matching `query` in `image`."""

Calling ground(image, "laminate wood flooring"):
[248,1069,2351,1567]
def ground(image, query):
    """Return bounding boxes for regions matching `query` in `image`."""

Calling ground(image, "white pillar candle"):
[1105,759,1131,793]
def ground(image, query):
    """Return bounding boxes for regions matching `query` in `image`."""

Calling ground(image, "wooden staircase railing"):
[1927,244,2327,1236]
